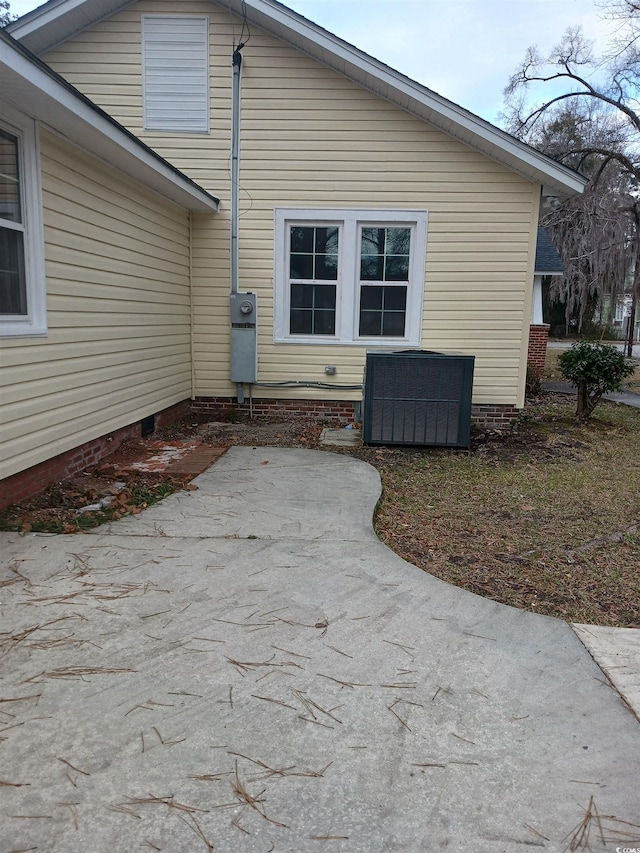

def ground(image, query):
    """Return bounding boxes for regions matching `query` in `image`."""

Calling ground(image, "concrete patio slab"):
[89,447,378,541]
[320,427,362,447]
[1,447,638,853]
[572,624,640,723]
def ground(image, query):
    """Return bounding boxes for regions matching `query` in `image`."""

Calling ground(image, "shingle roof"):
[535,227,564,274]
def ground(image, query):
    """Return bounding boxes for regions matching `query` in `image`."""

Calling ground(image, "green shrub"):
[558,342,634,420]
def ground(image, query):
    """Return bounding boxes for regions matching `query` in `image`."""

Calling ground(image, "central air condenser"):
[363,350,475,448]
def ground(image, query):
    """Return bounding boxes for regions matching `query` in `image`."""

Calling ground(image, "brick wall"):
[192,396,356,421]
[471,404,520,429]
[193,396,520,430]
[527,324,550,377]
[0,399,191,511]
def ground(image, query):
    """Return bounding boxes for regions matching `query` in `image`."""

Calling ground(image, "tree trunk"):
[576,381,590,419]
[575,381,601,420]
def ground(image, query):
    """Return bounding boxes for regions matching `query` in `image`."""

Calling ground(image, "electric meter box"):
[230,292,257,325]
[230,292,257,384]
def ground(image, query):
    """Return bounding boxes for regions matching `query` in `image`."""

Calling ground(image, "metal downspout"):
[231,46,243,402]
[231,47,242,297]
[189,211,196,401]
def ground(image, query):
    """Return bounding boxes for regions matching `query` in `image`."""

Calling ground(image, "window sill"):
[275,336,420,347]
[142,129,211,135]
[0,321,48,338]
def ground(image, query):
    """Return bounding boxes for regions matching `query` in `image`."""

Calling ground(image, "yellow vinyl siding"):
[0,129,193,479]
[41,0,541,409]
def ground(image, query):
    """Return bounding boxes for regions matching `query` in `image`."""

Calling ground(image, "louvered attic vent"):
[363,350,475,448]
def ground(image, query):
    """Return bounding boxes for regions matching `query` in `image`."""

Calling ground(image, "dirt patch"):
[0,474,181,534]
[191,417,326,449]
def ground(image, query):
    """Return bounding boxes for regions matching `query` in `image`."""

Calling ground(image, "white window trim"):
[274,208,427,346]
[142,15,210,135]
[0,101,46,338]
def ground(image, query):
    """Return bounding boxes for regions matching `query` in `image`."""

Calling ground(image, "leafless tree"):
[0,2,15,27]
[503,3,639,355]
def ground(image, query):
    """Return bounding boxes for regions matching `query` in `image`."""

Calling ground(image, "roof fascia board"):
[0,33,219,213]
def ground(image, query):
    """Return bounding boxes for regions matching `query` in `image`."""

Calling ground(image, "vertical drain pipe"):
[231,45,244,403]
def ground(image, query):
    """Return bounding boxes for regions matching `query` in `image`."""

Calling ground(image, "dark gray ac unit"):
[363,350,475,447]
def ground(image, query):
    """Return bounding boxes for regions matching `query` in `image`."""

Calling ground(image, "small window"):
[142,16,209,133]
[274,209,427,345]
[0,104,46,338]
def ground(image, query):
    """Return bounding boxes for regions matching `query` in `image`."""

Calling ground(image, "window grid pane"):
[359,285,407,337]
[289,226,339,282]
[360,226,410,282]
[290,283,336,335]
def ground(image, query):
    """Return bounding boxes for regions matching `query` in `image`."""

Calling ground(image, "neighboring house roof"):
[7,0,587,202]
[0,29,219,213]
[535,227,564,275]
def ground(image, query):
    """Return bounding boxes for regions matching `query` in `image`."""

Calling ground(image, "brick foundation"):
[0,399,191,511]
[193,396,520,431]
[527,324,550,377]
[192,396,357,422]
[471,404,520,429]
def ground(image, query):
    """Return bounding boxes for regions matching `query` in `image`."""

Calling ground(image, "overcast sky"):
[7,0,615,125]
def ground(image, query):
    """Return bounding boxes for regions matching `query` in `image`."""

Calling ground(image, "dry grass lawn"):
[364,397,640,628]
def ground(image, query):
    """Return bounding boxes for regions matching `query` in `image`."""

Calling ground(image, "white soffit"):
[0,34,219,213]
[8,0,586,200]
[7,0,137,53]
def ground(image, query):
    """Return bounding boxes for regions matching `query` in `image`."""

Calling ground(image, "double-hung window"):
[0,104,46,337]
[275,209,427,345]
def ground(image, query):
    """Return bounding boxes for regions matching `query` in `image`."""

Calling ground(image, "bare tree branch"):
[503,15,639,352]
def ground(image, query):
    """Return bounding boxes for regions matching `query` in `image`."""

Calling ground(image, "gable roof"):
[0,28,219,213]
[535,227,564,275]
[7,0,587,202]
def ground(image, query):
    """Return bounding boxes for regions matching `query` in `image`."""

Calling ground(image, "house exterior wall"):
[42,0,541,411]
[0,128,193,481]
